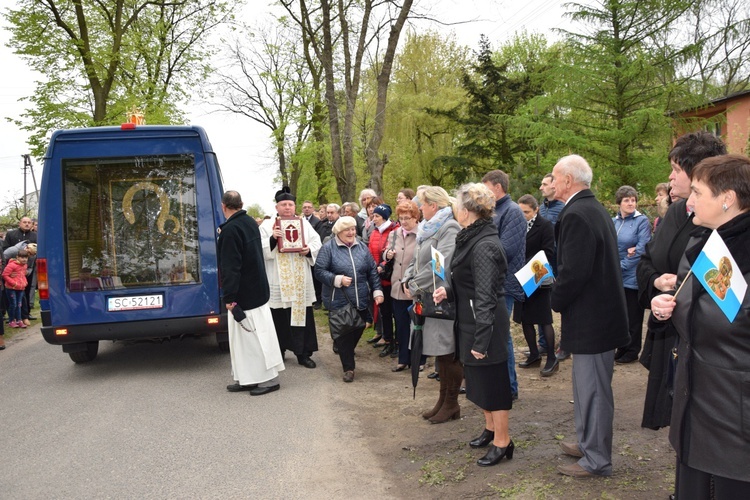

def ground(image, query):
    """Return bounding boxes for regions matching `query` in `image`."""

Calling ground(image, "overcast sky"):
[0,0,568,216]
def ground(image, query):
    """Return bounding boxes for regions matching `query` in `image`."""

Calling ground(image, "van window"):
[63,154,200,290]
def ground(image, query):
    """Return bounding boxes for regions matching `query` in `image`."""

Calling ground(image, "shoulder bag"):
[328,292,366,341]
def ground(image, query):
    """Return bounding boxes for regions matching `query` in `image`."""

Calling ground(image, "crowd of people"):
[219,130,750,495]
[1,216,39,350]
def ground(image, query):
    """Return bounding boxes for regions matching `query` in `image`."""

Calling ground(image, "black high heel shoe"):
[519,355,542,368]
[469,429,494,448]
[540,359,559,377]
[476,440,514,467]
[367,335,382,344]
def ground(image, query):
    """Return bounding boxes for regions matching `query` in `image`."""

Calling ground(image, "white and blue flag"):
[431,245,446,280]
[514,250,554,298]
[691,229,747,323]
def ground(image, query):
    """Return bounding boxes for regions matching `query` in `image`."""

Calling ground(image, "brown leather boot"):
[422,355,447,419]
[429,355,463,424]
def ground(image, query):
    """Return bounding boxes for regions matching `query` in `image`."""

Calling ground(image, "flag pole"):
[432,268,437,302]
[671,270,693,301]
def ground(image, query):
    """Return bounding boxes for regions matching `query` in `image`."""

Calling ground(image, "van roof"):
[44,125,214,158]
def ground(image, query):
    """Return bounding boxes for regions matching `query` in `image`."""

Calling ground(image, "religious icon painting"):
[275,216,306,252]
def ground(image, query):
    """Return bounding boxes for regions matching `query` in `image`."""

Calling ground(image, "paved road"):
[0,327,391,499]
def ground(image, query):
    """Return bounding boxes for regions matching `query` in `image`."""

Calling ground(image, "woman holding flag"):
[652,154,750,498]
[514,194,558,376]
[403,186,462,424]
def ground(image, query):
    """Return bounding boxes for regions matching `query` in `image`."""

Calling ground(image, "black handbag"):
[328,295,366,341]
[417,297,456,320]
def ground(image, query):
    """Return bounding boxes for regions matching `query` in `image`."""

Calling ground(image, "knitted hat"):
[332,216,357,235]
[373,204,392,220]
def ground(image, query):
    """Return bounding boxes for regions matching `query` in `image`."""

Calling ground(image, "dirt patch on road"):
[317,310,673,499]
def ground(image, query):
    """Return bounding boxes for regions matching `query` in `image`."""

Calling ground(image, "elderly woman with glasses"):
[385,200,425,371]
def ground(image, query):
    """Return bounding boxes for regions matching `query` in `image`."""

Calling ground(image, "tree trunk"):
[365,0,413,195]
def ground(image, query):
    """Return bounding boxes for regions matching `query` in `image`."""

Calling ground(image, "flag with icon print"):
[691,229,747,322]
[431,245,446,280]
[514,250,554,298]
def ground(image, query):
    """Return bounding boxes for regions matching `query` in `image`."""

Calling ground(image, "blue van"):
[37,125,229,362]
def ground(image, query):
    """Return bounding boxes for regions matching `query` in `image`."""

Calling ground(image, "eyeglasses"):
[398,216,413,221]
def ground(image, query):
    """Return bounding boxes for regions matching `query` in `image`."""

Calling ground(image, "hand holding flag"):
[515,250,554,298]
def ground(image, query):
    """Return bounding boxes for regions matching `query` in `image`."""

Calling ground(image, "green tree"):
[5,0,232,156]
[432,34,550,190]
[376,30,470,193]
[547,0,693,194]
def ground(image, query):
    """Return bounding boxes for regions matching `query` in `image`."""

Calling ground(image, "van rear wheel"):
[68,342,99,363]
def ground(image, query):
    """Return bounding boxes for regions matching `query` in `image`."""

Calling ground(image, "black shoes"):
[227,382,258,392]
[379,344,394,357]
[298,357,317,369]
[427,371,440,380]
[392,364,408,372]
[367,335,383,344]
[541,359,560,377]
[250,384,280,396]
[469,429,494,448]
[477,440,514,466]
[615,354,638,364]
[519,355,542,368]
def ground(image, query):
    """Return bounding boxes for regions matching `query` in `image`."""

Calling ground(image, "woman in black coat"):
[434,183,513,467]
[652,155,750,498]
[514,194,558,375]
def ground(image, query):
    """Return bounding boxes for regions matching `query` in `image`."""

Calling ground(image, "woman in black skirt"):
[434,182,513,467]
[515,194,558,376]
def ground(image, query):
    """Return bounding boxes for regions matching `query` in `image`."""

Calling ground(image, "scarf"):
[377,219,393,233]
[455,217,494,248]
[526,215,536,233]
[417,206,454,244]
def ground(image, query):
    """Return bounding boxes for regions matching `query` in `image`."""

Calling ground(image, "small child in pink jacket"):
[2,249,29,328]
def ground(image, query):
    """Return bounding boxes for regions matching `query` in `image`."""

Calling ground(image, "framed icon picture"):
[275,216,306,252]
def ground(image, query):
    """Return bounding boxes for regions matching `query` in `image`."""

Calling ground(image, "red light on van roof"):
[121,123,136,130]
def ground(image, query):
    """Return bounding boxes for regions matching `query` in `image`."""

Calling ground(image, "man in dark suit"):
[550,155,630,478]
[301,200,322,231]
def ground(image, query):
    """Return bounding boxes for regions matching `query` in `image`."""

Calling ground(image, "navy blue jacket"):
[315,237,382,311]
[492,194,526,301]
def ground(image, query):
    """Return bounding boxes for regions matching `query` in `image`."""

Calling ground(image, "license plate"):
[107,294,164,312]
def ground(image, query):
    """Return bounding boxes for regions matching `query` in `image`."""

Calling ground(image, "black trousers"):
[334,326,365,372]
[676,458,749,499]
[270,306,319,358]
[379,285,394,341]
[621,288,644,357]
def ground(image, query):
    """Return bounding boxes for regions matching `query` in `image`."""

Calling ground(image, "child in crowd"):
[2,249,29,329]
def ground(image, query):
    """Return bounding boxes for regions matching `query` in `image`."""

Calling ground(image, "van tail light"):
[207,317,220,325]
[37,258,49,300]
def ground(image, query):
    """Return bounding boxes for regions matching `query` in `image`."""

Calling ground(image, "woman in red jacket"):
[368,203,399,357]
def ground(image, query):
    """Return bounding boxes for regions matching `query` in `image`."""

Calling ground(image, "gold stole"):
[277,251,308,326]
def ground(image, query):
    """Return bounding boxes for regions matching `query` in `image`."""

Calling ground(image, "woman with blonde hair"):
[434,183,514,466]
[403,186,462,424]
